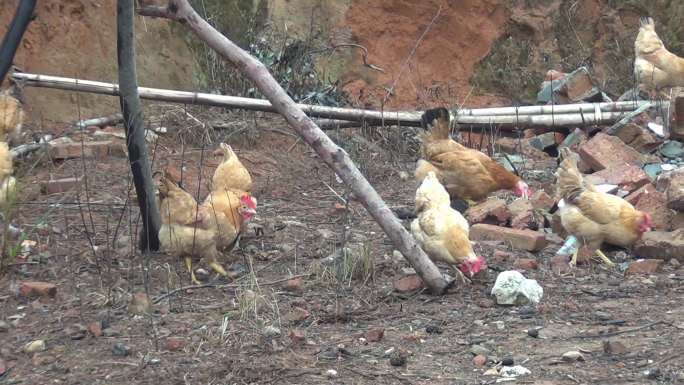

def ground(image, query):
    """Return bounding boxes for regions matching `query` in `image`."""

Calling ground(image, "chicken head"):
[512,180,530,199]
[458,255,486,277]
[239,194,257,221]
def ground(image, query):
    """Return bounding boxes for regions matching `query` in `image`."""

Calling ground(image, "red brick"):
[634,229,684,262]
[635,190,673,231]
[508,199,538,229]
[364,328,385,342]
[165,337,185,351]
[473,354,487,366]
[393,275,424,293]
[625,259,664,276]
[530,190,555,211]
[561,67,598,101]
[513,258,539,270]
[465,198,511,225]
[584,163,651,193]
[41,176,83,194]
[19,282,57,298]
[470,224,547,252]
[87,321,103,337]
[625,183,657,205]
[612,123,661,153]
[579,133,644,171]
[48,141,112,160]
[666,168,684,211]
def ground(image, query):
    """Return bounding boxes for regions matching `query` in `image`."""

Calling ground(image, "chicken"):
[0,87,23,144]
[414,108,529,204]
[201,189,257,251]
[0,142,16,204]
[156,173,227,284]
[634,17,684,95]
[555,148,652,267]
[410,171,485,282]
[211,143,252,193]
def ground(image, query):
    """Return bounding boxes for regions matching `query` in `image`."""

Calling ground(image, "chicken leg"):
[452,267,472,285]
[594,249,615,267]
[185,257,201,285]
[569,249,578,268]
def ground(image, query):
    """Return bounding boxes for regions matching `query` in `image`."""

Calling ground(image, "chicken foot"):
[594,249,615,267]
[185,257,201,285]
[452,267,472,285]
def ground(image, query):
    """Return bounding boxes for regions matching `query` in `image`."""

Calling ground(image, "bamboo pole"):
[12,72,652,128]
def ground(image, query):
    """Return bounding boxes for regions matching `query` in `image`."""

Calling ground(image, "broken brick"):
[583,163,651,193]
[560,67,600,101]
[41,176,83,195]
[470,224,547,252]
[625,183,657,206]
[625,259,664,276]
[284,277,304,293]
[513,258,539,270]
[48,141,112,160]
[666,168,684,211]
[579,133,644,171]
[465,198,511,225]
[612,123,661,153]
[364,328,385,342]
[530,190,555,211]
[528,132,557,151]
[635,190,673,231]
[393,275,424,293]
[87,321,103,337]
[671,90,684,141]
[19,282,57,298]
[508,199,538,229]
[165,337,185,351]
[634,229,684,262]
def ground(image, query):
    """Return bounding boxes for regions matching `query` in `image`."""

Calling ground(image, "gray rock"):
[491,271,543,306]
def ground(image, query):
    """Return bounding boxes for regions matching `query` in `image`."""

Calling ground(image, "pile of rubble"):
[468,67,683,264]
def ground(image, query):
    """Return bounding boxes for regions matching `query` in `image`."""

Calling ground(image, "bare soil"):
[1,109,683,385]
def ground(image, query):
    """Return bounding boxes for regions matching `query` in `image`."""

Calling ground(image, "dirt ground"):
[1,107,683,385]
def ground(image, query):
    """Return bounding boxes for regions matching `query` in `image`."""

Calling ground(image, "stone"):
[612,123,661,152]
[634,190,673,231]
[559,128,587,150]
[112,342,130,357]
[603,340,628,355]
[289,329,306,346]
[491,271,543,306]
[562,351,585,362]
[672,91,684,140]
[471,344,491,356]
[660,141,684,159]
[491,250,514,263]
[87,321,103,337]
[634,229,684,261]
[508,199,538,230]
[66,323,87,340]
[128,292,152,315]
[561,67,600,101]
[19,281,57,298]
[470,224,547,252]
[23,340,46,354]
[165,337,185,351]
[473,354,487,366]
[624,183,657,205]
[528,132,557,151]
[41,176,83,194]
[513,258,539,271]
[0,320,9,333]
[666,168,684,211]
[284,307,310,324]
[583,163,651,193]
[364,328,384,342]
[465,198,511,225]
[625,259,664,275]
[579,133,644,171]
[263,325,281,338]
[643,163,663,180]
[393,275,424,293]
[48,140,112,160]
[284,277,303,293]
[530,190,555,211]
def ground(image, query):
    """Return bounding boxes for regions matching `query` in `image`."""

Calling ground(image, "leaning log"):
[11,72,652,128]
[0,0,35,82]
[138,0,451,294]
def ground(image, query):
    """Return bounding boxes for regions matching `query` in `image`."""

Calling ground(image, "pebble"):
[473,354,487,366]
[194,268,210,281]
[23,340,46,353]
[87,321,103,337]
[527,328,540,338]
[562,351,585,362]
[398,171,410,181]
[364,328,384,342]
[389,351,407,367]
[492,321,505,330]
[676,372,684,381]
[165,337,185,351]
[66,323,87,340]
[284,277,304,293]
[263,325,281,338]
[0,320,9,333]
[425,324,443,334]
[501,357,514,366]
[102,327,121,337]
[644,368,662,379]
[128,292,152,315]
[603,340,627,355]
[471,344,490,356]
[112,342,130,357]
[278,244,295,253]
[325,369,338,378]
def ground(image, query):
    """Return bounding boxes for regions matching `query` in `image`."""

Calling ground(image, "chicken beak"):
[245,208,257,216]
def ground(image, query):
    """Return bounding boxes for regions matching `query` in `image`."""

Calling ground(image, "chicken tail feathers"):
[640,16,655,29]
[556,148,585,204]
[421,107,451,139]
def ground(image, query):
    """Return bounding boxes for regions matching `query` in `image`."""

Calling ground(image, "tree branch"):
[139,1,450,294]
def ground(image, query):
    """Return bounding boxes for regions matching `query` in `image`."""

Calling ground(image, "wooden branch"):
[139,1,451,294]
[118,0,161,251]
[11,72,653,128]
